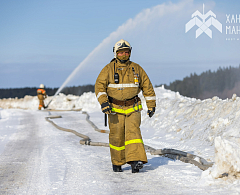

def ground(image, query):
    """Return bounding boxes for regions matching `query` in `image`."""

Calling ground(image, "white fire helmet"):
[113,39,132,58]
[40,84,45,89]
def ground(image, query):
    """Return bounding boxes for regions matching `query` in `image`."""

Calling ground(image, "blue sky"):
[0,0,240,89]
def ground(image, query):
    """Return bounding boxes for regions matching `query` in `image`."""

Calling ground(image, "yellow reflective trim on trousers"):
[110,139,143,151]
[111,105,142,114]
[125,139,144,146]
[109,144,125,151]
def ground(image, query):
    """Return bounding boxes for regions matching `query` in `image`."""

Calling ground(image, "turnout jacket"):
[37,89,47,100]
[95,59,156,115]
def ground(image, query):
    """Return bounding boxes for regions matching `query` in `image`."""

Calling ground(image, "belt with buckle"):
[108,96,140,106]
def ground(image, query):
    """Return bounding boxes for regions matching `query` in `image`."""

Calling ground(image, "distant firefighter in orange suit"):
[37,84,47,110]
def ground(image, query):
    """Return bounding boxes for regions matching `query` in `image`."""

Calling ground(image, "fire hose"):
[45,111,213,171]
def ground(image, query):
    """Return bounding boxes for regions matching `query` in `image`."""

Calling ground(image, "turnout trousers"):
[108,111,148,166]
[38,100,45,110]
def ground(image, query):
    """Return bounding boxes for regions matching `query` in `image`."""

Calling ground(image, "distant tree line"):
[2,65,240,100]
[61,85,94,96]
[0,85,95,99]
[156,65,240,100]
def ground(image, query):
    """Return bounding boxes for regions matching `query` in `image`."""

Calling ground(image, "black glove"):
[101,101,112,114]
[147,107,155,118]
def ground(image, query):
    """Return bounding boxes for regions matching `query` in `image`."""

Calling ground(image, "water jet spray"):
[45,1,188,108]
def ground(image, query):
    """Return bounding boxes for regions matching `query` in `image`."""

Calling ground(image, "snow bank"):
[0,92,101,112]
[44,92,101,113]
[0,96,39,110]
[210,136,240,179]
[200,135,240,187]
[1,87,240,182]
[203,128,240,181]
[141,92,240,146]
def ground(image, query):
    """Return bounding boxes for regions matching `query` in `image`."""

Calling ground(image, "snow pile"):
[211,136,240,178]
[141,92,240,146]
[43,92,101,112]
[203,132,240,182]
[0,96,39,110]
[0,92,101,112]
[1,86,240,182]
[201,134,240,187]
[141,88,240,181]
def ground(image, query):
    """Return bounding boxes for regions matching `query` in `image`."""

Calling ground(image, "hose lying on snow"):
[45,115,109,147]
[45,112,213,171]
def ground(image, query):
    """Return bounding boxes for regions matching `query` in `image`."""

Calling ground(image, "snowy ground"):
[0,87,240,194]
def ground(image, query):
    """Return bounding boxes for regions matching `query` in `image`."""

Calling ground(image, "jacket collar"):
[115,59,131,67]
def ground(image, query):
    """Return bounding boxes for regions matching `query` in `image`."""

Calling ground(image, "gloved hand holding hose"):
[147,107,155,118]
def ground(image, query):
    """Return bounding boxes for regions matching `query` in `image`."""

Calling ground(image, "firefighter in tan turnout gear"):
[37,84,47,110]
[95,39,156,173]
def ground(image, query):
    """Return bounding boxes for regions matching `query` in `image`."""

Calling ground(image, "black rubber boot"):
[131,161,143,173]
[112,165,123,172]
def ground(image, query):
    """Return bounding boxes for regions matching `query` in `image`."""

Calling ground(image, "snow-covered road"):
[0,109,237,195]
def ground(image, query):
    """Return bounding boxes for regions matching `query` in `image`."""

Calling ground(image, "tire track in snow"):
[0,110,41,194]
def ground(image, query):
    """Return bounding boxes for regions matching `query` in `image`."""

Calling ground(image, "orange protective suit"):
[37,88,47,110]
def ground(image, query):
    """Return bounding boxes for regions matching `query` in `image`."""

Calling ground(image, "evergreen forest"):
[156,65,240,100]
[1,65,240,100]
[0,85,94,99]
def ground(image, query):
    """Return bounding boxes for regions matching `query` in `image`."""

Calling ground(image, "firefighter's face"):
[117,49,130,56]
